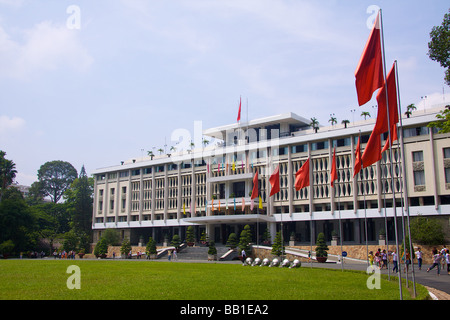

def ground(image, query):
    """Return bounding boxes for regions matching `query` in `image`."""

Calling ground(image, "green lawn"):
[0,259,428,300]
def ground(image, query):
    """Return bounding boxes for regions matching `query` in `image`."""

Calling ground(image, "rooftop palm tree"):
[361,111,371,120]
[329,116,337,126]
[405,103,417,118]
[310,117,319,133]
[342,119,350,128]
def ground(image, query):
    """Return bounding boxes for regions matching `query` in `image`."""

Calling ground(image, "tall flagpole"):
[379,9,403,300]
[395,60,416,297]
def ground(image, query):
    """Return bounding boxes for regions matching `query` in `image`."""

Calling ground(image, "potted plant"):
[200,230,208,246]
[289,232,296,246]
[378,229,386,246]
[271,231,284,257]
[315,232,329,263]
[186,226,195,246]
[331,230,339,246]
[146,237,157,259]
[208,241,217,261]
[262,228,271,246]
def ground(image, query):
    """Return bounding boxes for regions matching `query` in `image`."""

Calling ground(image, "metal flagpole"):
[395,60,416,297]
[379,9,403,300]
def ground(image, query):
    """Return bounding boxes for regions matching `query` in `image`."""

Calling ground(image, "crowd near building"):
[91,106,450,249]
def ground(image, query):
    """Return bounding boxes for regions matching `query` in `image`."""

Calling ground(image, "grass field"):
[0,259,428,300]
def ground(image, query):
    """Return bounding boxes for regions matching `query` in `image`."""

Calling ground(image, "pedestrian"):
[241,249,246,265]
[446,249,450,275]
[427,249,443,275]
[173,248,177,261]
[168,249,172,261]
[382,250,388,269]
[403,251,411,273]
[415,248,422,270]
[368,251,374,266]
[392,250,398,273]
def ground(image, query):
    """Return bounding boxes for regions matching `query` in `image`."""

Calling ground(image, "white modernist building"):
[92,106,450,247]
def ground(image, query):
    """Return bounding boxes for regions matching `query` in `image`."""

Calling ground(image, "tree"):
[120,237,132,258]
[94,237,108,257]
[428,9,450,85]
[328,116,337,126]
[410,216,445,245]
[271,231,284,257]
[146,237,157,256]
[101,228,120,246]
[315,232,329,258]
[427,105,450,133]
[404,103,417,118]
[64,165,93,236]
[0,151,17,203]
[186,226,195,244]
[226,233,238,249]
[37,161,77,203]
[341,119,350,128]
[239,224,252,256]
[310,117,319,133]
[171,234,181,249]
[361,111,371,120]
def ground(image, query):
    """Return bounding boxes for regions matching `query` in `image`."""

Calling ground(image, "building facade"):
[91,108,450,247]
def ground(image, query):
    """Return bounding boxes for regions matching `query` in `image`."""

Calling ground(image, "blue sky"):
[0,0,448,186]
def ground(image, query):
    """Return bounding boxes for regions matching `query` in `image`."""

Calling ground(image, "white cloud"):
[0,115,25,134]
[0,21,93,80]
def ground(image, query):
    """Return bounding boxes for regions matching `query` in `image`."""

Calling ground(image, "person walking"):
[241,249,246,265]
[392,250,398,273]
[427,249,443,275]
[415,248,422,270]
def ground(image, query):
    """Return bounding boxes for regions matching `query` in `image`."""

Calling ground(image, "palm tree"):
[342,119,350,128]
[202,138,209,148]
[157,148,164,155]
[147,150,155,160]
[0,151,17,202]
[361,111,371,120]
[328,116,337,126]
[310,117,319,133]
[405,103,417,118]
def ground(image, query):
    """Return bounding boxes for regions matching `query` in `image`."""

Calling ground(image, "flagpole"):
[395,60,416,297]
[379,8,403,300]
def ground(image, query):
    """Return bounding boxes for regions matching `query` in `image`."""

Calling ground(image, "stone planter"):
[208,254,217,261]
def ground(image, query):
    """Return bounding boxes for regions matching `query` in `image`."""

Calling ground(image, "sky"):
[0,0,449,186]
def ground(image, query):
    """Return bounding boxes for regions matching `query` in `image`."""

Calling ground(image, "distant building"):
[91,106,450,247]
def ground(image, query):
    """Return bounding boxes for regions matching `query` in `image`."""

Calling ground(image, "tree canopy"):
[428,9,450,85]
[37,160,77,203]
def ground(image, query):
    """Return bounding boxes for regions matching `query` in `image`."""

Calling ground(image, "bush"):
[315,233,328,258]
[410,216,445,245]
[146,237,157,255]
[0,240,15,257]
[208,241,217,255]
[171,234,181,249]
[120,238,132,257]
[93,238,108,257]
[226,233,238,249]
[271,231,284,256]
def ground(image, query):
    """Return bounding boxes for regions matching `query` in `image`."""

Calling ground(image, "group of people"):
[426,247,450,275]
[368,246,450,276]
[52,250,76,259]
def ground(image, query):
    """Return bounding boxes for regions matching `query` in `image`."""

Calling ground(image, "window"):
[413,171,425,186]
[412,151,423,162]
[445,168,450,184]
[444,148,450,159]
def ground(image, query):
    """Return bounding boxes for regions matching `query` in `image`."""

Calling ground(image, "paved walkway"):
[302,259,450,298]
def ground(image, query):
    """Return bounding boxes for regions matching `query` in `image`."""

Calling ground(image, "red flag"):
[353,136,362,177]
[361,131,382,167]
[330,148,337,188]
[251,170,258,199]
[381,124,398,154]
[373,62,399,136]
[237,96,241,122]
[295,158,310,191]
[269,165,280,197]
[355,12,384,106]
